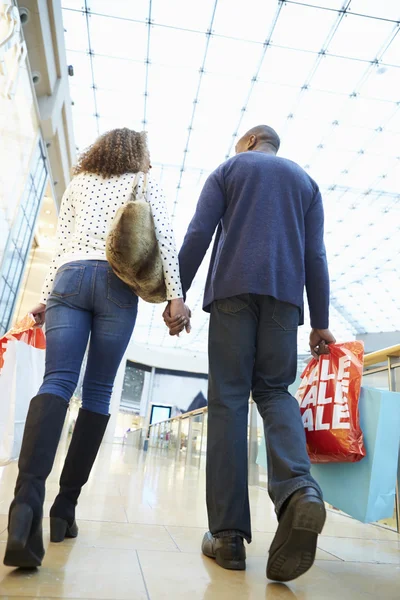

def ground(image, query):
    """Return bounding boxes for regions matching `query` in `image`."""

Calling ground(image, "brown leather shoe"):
[267,487,326,582]
[202,531,246,571]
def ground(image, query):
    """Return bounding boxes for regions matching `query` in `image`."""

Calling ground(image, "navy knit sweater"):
[178,151,330,329]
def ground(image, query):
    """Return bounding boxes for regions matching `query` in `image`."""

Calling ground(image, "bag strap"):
[132,172,148,200]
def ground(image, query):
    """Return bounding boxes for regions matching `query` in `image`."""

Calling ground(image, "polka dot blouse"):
[40,171,183,304]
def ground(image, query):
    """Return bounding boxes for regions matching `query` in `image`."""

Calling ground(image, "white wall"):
[127,342,208,375]
[151,372,208,413]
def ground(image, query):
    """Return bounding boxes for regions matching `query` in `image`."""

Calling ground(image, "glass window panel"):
[310,55,368,94]
[96,89,144,121]
[367,130,400,156]
[338,96,396,129]
[88,0,149,20]
[152,0,216,31]
[325,125,373,154]
[359,65,400,102]
[328,14,396,61]
[293,89,346,126]
[381,29,400,66]
[258,46,318,87]
[146,65,198,127]
[348,0,400,21]
[89,15,147,61]
[69,85,96,116]
[243,82,300,133]
[212,0,279,42]
[62,9,89,53]
[66,50,92,87]
[386,107,400,132]
[61,1,85,9]
[92,56,145,93]
[97,115,142,133]
[272,3,339,52]
[206,36,262,78]
[150,27,205,69]
[71,113,98,150]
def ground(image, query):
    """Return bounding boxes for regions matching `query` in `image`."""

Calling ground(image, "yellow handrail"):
[364,344,400,368]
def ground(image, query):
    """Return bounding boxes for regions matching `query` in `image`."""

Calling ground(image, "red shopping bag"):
[0,314,46,372]
[296,342,366,463]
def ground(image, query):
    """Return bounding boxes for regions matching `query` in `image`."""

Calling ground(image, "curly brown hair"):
[74,128,150,178]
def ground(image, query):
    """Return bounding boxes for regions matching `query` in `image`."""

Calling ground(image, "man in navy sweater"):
[165,125,335,582]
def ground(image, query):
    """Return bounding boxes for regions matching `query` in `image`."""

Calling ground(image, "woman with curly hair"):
[4,128,190,569]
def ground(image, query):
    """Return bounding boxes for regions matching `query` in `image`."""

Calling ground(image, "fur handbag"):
[106,172,167,304]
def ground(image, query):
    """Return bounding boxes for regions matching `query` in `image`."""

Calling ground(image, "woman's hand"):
[30,303,46,328]
[163,299,191,336]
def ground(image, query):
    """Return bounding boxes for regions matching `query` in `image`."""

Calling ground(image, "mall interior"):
[0,0,400,598]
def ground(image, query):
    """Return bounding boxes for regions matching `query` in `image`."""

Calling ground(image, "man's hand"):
[309,328,336,359]
[30,303,46,328]
[163,299,192,336]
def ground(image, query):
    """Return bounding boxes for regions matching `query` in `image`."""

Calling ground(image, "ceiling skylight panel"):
[294,88,347,126]
[69,84,96,116]
[325,124,373,154]
[338,96,397,129]
[66,50,92,87]
[294,1,348,8]
[150,27,206,69]
[380,30,400,66]
[92,56,146,93]
[348,0,400,21]
[327,13,396,60]
[310,55,369,94]
[206,37,262,78]
[98,115,141,133]
[359,65,400,102]
[258,46,318,87]
[242,82,300,132]
[95,89,144,125]
[212,0,279,42]
[87,0,149,21]
[70,113,98,151]
[62,9,90,53]
[152,0,216,31]
[271,3,339,52]
[89,15,147,61]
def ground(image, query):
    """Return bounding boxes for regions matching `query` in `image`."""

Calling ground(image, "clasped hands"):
[163,298,192,337]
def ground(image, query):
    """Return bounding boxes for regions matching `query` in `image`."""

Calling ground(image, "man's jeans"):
[207,294,321,544]
[39,261,138,415]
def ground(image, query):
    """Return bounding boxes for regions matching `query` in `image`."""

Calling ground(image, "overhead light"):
[45,210,51,215]
[49,224,55,229]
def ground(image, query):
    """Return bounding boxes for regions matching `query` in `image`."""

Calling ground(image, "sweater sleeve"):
[178,167,226,296]
[304,187,330,329]
[40,184,75,304]
[144,175,183,300]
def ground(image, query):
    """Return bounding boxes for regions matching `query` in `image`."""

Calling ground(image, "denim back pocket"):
[52,265,85,298]
[107,271,138,308]
[272,299,300,331]
[216,294,250,315]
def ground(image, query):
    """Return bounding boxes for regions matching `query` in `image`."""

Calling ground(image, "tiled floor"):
[0,441,399,599]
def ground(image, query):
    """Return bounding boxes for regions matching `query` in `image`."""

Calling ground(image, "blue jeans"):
[206,294,321,543]
[38,261,138,415]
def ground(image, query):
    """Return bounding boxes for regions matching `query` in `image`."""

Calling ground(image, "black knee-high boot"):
[50,408,110,543]
[4,394,68,568]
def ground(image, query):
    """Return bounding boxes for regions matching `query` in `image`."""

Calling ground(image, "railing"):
[147,344,400,532]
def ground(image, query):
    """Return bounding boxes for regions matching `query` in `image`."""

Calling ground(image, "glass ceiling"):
[61,0,400,358]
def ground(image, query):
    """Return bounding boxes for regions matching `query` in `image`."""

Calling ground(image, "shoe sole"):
[267,498,326,583]
[202,547,246,571]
